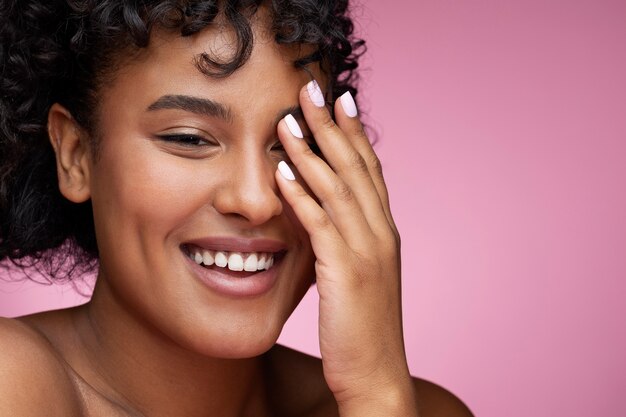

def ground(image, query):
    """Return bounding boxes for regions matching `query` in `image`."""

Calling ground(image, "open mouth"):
[182,244,286,275]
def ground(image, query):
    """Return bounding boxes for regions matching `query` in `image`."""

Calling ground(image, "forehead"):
[99,16,322,119]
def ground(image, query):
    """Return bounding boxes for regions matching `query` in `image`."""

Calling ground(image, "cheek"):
[91,142,210,234]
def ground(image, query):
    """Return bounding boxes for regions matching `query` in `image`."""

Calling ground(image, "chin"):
[215,339,278,359]
[174,313,286,360]
[206,330,281,359]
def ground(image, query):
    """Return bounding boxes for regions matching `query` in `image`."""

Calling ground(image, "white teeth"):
[214,251,228,268]
[190,247,275,271]
[202,250,214,266]
[257,253,267,270]
[227,252,244,271]
[194,252,203,264]
[244,253,258,272]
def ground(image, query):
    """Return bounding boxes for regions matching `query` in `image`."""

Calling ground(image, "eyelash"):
[270,143,286,152]
[158,134,321,156]
[157,134,213,147]
[271,139,321,156]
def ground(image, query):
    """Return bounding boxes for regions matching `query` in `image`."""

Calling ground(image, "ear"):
[47,103,91,203]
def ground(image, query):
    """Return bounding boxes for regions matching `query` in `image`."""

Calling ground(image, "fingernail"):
[307,80,326,107]
[340,91,358,117]
[278,161,296,181]
[285,114,303,138]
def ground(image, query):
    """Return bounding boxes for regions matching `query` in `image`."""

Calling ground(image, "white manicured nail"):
[340,91,358,117]
[307,80,326,107]
[285,114,303,138]
[278,161,296,181]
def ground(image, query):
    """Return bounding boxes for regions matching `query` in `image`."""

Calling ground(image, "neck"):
[72,276,270,417]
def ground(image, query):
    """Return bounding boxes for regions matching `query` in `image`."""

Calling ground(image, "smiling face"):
[82,19,320,358]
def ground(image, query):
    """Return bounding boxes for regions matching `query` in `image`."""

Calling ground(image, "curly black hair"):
[0,0,365,281]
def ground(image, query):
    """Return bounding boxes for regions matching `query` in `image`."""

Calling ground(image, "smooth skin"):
[0,9,473,417]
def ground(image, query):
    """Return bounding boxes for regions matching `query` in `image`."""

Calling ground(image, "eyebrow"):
[147,94,306,131]
[147,95,233,122]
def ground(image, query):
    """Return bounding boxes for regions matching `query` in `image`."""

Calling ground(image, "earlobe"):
[47,103,91,203]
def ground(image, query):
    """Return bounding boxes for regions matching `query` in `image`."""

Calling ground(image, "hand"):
[275,81,417,414]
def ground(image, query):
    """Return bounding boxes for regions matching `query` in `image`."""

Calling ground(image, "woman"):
[0,1,473,415]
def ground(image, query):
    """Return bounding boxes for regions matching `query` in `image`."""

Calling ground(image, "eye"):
[270,142,286,153]
[156,134,214,147]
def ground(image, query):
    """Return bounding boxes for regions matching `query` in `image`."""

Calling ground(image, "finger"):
[300,81,390,230]
[274,161,346,254]
[332,91,398,234]
[277,116,374,250]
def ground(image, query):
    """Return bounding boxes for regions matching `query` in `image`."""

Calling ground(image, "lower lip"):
[183,249,281,298]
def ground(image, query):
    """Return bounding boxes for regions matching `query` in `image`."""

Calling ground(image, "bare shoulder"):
[0,317,83,416]
[266,345,473,417]
[413,377,474,417]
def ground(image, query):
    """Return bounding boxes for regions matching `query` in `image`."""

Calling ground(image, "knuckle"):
[348,151,369,174]
[334,181,354,202]
[368,153,384,177]
[314,212,332,229]
[388,225,401,245]
[376,228,400,256]
[320,115,337,132]
[390,234,401,254]
[354,126,370,142]
[394,229,401,247]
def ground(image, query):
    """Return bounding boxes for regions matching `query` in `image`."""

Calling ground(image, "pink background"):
[2,1,625,416]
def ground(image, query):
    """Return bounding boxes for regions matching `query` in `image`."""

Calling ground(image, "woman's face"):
[86,20,318,358]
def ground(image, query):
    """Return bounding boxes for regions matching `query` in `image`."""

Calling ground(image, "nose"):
[212,150,283,226]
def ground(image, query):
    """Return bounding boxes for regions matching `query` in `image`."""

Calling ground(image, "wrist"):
[336,375,419,417]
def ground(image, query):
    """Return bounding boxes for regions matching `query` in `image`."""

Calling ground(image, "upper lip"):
[183,236,288,253]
